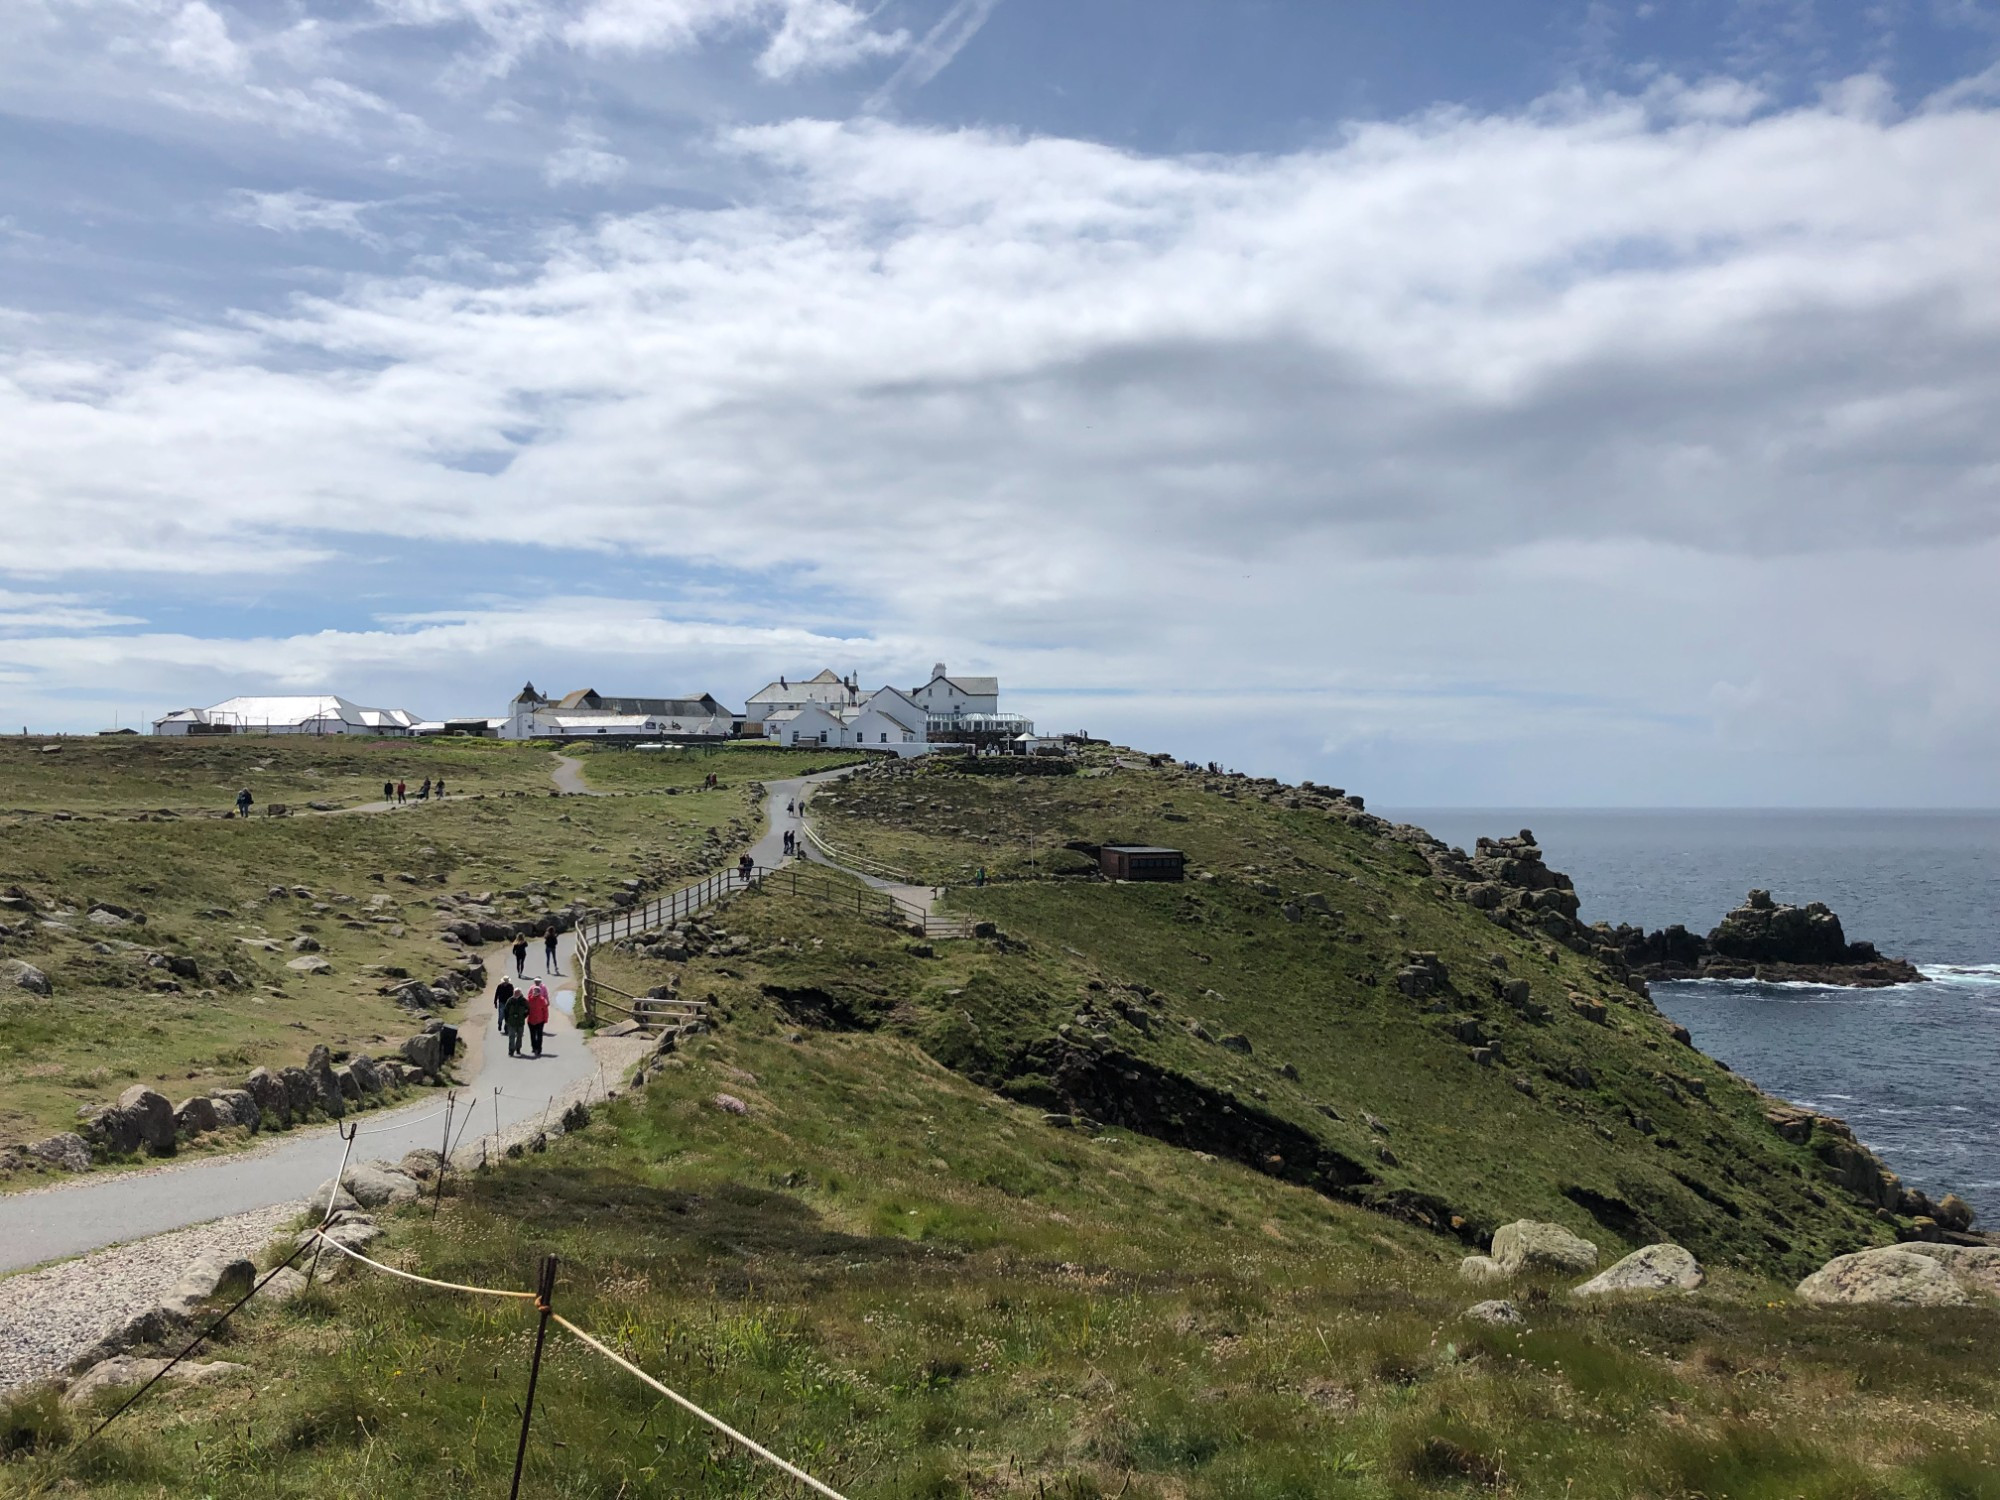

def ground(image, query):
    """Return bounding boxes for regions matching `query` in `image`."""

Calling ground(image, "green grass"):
[5,738,1997,1499]
[0,740,815,1157]
[7,994,1997,1500]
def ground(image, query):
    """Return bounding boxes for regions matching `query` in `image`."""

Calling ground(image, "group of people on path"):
[384,777,443,804]
[492,975,551,1057]
[493,929,562,1057]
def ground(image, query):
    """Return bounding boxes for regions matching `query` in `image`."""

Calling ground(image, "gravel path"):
[0,1201,301,1394]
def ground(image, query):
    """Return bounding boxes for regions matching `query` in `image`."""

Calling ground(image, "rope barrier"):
[551,1314,852,1500]
[308,1230,539,1301]
[304,1229,852,1499]
[352,1105,451,1136]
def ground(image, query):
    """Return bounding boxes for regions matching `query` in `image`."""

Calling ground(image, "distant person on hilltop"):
[417,776,431,801]
[395,779,406,805]
[382,780,393,802]
[235,787,253,817]
[435,776,445,800]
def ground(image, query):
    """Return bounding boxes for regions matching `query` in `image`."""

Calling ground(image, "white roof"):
[547,715,667,730]
[203,694,414,729]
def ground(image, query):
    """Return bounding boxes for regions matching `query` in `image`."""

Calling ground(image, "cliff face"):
[1610,890,1924,988]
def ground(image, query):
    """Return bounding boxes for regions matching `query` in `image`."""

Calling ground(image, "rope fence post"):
[509,1255,560,1500]
[432,1090,458,1221]
[307,1119,359,1292]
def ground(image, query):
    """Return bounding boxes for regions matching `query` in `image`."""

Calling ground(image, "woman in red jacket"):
[525,979,551,1057]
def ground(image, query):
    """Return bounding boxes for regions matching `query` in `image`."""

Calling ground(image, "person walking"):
[235,788,253,818]
[382,780,394,802]
[542,927,559,973]
[501,984,530,1057]
[511,935,528,976]
[395,779,407,805]
[525,979,550,1057]
[417,776,431,801]
[974,866,986,887]
[493,977,516,1034]
[434,776,445,800]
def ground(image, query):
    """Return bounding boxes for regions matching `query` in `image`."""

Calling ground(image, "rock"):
[1218,1032,1253,1054]
[1935,1193,1976,1232]
[0,959,51,996]
[253,1267,309,1305]
[711,1092,749,1115]
[397,1149,446,1182]
[347,1055,385,1096]
[280,1067,315,1123]
[86,907,131,929]
[209,1089,259,1130]
[1459,1255,1506,1284]
[286,955,332,974]
[319,1163,422,1210]
[173,1095,222,1137]
[163,1255,258,1317]
[1897,1244,2000,1299]
[1464,1299,1523,1325]
[1613,891,1923,987]
[1573,1244,1704,1296]
[82,1086,177,1157]
[306,1180,363,1218]
[291,933,322,952]
[65,1355,247,1407]
[1489,1220,1599,1276]
[244,1068,289,1128]
[26,1132,91,1172]
[297,1216,382,1257]
[400,1032,443,1078]
[305,1045,345,1118]
[1795,1247,1971,1306]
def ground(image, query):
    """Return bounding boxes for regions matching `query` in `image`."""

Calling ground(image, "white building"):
[912,663,1000,723]
[153,695,419,737]
[743,669,863,730]
[502,684,735,741]
[766,685,929,756]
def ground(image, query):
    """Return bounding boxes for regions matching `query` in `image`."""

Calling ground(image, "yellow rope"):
[550,1314,850,1500]
[309,1230,539,1301]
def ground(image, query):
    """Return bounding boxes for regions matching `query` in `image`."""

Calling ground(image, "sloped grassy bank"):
[7,975,1997,1500]
[807,753,1919,1279]
[8,748,2000,1498]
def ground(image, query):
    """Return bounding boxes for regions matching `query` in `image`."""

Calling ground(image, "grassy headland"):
[3,740,1996,1499]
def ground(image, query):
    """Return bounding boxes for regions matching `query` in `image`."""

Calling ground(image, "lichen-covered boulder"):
[1573,1243,1704,1296]
[1458,1255,1506,1283]
[0,959,51,996]
[1464,1299,1522,1325]
[1795,1248,1970,1306]
[27,1133,92,1172]
[244,1068,288,1128]
[173,1096,221,1137]
[1489,1220,1599,1276]
[1898,1244,2000,1299]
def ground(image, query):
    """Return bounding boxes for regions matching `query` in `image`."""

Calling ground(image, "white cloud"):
[162,0,247,77]
[225,189,384,241]
[5,84,2000,796]
[544,139,629,185]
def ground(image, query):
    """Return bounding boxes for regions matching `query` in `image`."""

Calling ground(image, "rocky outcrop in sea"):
[1606,889,1923,988]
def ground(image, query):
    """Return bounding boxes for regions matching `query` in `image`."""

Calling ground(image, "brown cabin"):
[1100,845,1186,882]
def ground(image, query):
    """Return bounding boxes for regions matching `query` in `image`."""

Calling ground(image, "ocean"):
[1385,809,2000,1218]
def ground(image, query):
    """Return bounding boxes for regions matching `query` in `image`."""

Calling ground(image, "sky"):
[3,0,1999,805]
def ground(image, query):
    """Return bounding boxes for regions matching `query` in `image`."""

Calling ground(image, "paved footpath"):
[0,762,845,1277]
